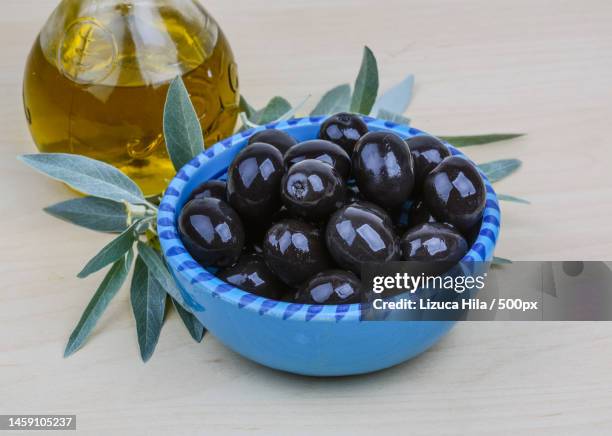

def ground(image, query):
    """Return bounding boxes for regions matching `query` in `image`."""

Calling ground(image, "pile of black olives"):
[178,113,486,305]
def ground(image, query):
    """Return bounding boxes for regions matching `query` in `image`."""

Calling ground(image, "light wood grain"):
[2,0,612,434]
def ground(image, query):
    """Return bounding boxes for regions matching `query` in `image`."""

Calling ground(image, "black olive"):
[319,112,368,155]
[409,199,438,227]
[325,202,400,275]
[283,139,351,179]
[400,223,468,264]
[295,270,362,304]
[248,129,297,155]
[178,198,245,267]
[227,142,284,223]
[406,136,451,194]
[281,159,345,221]
[352,131,415,210]
[217,253,283,299]
[263,219,332,287]
[423,156,486,233]
[188,180,227,202]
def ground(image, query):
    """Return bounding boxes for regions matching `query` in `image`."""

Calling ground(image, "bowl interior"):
[158,116,501,322]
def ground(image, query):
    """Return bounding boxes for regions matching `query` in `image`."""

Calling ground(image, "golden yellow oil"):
[23,1,239,196]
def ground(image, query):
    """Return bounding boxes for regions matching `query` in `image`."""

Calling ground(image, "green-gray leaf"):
[77,220,140,278]
[19,153,145,205]
[171,297,206,342]
[254,97,292,125]
[497,194,530,204]
[275,95,310,122]
[492,256,512,265]
[239,95,256,120]
[478,159,522,183]
[64,249,134,357]
[163,77,205,171]
[350,46,379,115]
[310,84,351,116]
[371,74,414,116]
[131,255,167,362]
[44,197,128,233]
[441,134,524,148]
[136,241,179,294]
[376,108,411,126]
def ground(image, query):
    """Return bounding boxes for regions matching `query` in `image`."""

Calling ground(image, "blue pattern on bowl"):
[158,117,501,376]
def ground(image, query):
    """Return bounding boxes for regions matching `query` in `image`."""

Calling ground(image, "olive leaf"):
[441,134,524,148]
[371,74,414,116]
[171,297,206,342]
[64,249,134,357]
[77,220,140,279]
[44,197,128,233]
[164,77,205,171]
[376,108,411,126]
[136,241,179,294]
[497,194,530,204]
[19,153,146,205]
[478,159,522,183]
[277,95,310,121]
[254,96,292,124]
[350,46,379,115]
[239,95,256,120]
[310,84,351,116]
[492,256,512,265]
[131,255,167,362]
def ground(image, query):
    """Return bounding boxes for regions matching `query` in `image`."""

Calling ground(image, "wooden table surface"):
[2,0,612,434]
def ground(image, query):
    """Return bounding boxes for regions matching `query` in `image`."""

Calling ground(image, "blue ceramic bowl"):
[158,116,501,376]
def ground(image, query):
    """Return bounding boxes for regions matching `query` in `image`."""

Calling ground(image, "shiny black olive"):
[405,136,451,193]
[217,253,283,299]
[400,223,468,264]
[423,156,486,233]
[178,198,245,267]
[319,112,368,155]
[295,270,362,305]
[281,159,345,221]
[227,142,284,223]
[248,129,297,155]
[325,202,400,275]
[352,131,415,210]
[263,219,332,287]
[188,180,227,202]
[283,139,351,179]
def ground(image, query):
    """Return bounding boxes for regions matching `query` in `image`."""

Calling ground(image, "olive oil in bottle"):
[23,0,239,196]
